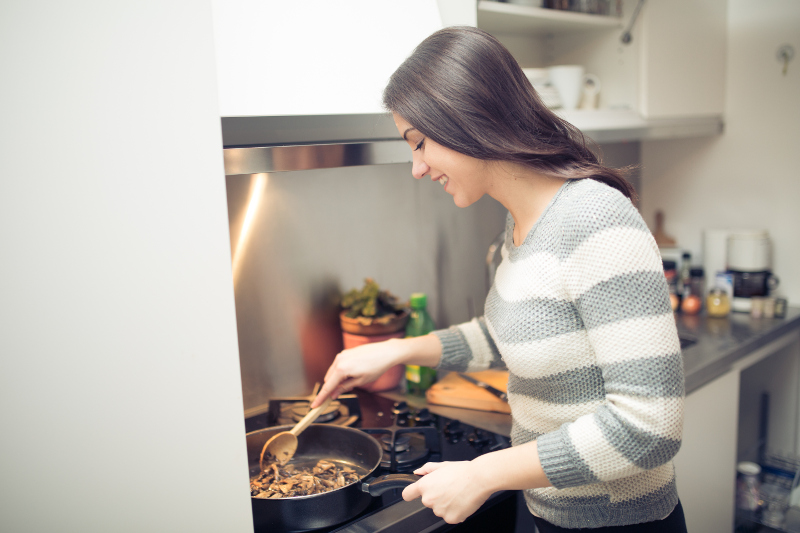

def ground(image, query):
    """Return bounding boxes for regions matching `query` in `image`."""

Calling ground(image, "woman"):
[312,27,686,532]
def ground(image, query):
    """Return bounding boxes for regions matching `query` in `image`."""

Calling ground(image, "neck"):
[487,163,568,247]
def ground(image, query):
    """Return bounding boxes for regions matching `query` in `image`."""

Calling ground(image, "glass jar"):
[689,267,705,298]
[736,462,761,511]
[707,288,731,318]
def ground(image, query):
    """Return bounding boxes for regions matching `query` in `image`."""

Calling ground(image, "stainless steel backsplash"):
[226,143,640,414]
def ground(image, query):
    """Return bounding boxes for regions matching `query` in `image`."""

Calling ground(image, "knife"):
[457,373,508,402]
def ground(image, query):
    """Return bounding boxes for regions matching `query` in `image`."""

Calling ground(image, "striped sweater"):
[433,178,684,529]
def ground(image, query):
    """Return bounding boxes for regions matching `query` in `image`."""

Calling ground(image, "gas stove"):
[245,390,516,533]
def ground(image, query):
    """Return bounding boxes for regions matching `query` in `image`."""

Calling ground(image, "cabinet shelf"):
[477,1,623,36]
[556,109,724,144]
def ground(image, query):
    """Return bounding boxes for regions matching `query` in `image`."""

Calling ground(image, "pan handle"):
[361,473,421,497]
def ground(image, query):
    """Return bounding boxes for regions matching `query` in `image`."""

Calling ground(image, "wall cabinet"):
[440,0,726,141]
[638,0,727,118]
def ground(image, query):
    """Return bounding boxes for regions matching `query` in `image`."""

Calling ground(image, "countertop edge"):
[682,310,800,395]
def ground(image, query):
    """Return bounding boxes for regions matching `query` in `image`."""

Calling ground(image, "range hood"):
[213,0,448,176]
[222,114,409,176]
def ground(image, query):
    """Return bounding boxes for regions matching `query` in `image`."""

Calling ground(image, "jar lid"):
[690,267,705,277]
[737,461,761,475]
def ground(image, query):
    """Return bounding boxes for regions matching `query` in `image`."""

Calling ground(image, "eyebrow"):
[402,127,417,141]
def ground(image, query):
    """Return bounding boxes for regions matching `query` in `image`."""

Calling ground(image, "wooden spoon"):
[259,396,332,470]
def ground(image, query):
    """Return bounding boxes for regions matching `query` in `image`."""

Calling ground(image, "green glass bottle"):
[405,293,437,396]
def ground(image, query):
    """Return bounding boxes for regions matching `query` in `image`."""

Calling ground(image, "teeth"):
[439,176,448,186]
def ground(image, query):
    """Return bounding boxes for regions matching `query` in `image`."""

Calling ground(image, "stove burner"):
[379,433,431,470]
[382,434,410,453]
[260,394,360,428]
[290,401,342,423]
[359,401,442,472]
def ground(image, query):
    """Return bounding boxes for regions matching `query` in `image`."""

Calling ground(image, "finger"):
[412,462,446,475]
[311,378,341,408]
[402,482,422,502]
[327,376,363,401]
[310,392,327,409]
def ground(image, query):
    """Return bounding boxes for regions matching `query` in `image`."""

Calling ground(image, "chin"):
[452,194,479,209]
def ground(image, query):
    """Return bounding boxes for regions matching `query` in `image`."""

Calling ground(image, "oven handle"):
[361,473,421,496]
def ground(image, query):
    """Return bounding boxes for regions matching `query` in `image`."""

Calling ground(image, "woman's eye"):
[413,139,425,151]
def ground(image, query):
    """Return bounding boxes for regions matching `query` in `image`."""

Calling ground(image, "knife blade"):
[457,373,508,402]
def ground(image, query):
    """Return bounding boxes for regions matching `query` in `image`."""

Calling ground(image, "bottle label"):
[406,365,421,383]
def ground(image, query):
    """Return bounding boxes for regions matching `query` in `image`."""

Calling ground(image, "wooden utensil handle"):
[290,396,332,436]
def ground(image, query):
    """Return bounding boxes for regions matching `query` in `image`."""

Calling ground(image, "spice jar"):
[751,297,765,319]
[736,462,761,511]
[663,260,680,311]
[689,267,705,299]
[707,287,731,318]
[763,297,776,319]
[774,297,788,319]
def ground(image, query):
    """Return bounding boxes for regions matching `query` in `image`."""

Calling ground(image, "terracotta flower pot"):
[339,309,409,336]
[339,310,409,392]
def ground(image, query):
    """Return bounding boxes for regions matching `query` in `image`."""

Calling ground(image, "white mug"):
[548,65,599,111]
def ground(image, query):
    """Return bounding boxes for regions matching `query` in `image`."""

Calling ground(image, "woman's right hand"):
[311,333,442,408]
[310,339,406,408]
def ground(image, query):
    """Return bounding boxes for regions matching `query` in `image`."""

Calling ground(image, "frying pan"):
[246,424,419,531]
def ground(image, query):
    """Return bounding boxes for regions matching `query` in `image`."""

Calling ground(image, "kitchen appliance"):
[245,391,516,532]
[730,271,780,311]
[727,230,779,312]
[728,230,772,272]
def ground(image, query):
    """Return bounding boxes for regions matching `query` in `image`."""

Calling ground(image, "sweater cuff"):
[432,327,471,372]
[537,429,598,489]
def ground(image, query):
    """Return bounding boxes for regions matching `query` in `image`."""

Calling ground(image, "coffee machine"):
[727,230,779,312]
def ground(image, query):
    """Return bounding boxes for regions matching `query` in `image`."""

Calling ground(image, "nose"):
[411,153,430,180]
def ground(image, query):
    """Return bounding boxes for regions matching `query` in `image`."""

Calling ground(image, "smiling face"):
[392,113,491,208]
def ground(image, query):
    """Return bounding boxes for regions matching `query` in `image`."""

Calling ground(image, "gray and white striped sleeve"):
[433,317,505,372]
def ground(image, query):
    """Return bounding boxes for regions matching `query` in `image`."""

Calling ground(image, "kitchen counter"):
[677,306,800,394]
[380,307,800,438]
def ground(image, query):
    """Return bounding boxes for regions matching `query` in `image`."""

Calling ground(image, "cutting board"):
[426,370,510,414]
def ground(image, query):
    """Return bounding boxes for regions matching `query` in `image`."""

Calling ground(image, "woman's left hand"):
[401,461,494,524]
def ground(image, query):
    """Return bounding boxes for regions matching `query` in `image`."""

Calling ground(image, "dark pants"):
[532,501,688,533]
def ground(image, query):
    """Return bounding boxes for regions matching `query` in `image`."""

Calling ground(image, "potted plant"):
[339,278,409,391]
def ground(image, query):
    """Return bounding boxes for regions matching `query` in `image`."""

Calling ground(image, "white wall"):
[640,0,800,304]
[0,2,252,532]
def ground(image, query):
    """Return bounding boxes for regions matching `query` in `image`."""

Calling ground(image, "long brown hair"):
[383,26,637,202]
